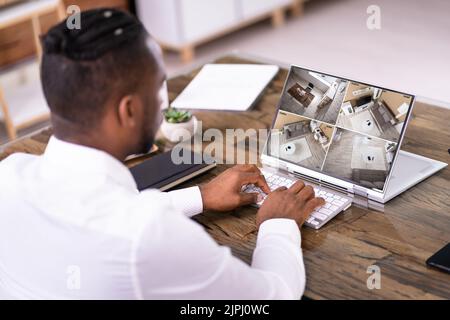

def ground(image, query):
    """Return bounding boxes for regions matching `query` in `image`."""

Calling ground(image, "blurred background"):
[0,0,449,145]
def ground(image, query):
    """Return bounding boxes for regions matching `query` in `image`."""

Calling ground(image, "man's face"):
[134,41,166,155]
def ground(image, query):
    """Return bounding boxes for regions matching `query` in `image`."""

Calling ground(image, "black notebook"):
[129,150,216,192]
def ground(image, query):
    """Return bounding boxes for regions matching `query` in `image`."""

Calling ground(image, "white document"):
[170,64,279,111]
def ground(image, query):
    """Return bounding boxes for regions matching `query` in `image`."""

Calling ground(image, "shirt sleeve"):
[132,198,305,300]
[167,187,204,217]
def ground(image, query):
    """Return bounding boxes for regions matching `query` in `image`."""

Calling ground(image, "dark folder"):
[129,150,216,192]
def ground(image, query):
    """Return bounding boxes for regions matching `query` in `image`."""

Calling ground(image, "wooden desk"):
[1,54,449,300]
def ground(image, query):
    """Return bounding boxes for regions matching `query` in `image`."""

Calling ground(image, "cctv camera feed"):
[268,66,414,190]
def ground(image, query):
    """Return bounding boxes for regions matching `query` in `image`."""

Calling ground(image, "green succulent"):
[163,108,192,124]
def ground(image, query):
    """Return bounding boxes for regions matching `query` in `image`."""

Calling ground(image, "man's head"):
[41,8,166,159]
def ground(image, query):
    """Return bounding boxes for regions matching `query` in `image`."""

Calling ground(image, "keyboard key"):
[310,220,319,226]
[333,200,345,206]
[319,208,333,216]
[334,195,341,200]
[330,205,339,211]
[326,193,333,197]
[312,212,327,221]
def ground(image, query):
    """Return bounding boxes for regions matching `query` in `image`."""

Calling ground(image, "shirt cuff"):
[168,187,204,217]
[257,219,301,247]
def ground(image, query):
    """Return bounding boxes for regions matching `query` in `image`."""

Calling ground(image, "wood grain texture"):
[1,54,449,300]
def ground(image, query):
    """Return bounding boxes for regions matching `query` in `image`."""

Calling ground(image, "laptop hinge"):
[278,162,289,172]
[288,169,321,186]
[319,179,348,194]
[353,185,369,198]
[289,169,350,194]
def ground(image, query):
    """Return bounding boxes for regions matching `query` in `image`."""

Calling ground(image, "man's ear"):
[117,95,138,128]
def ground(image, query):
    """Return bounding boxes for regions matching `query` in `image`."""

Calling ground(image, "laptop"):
[244,65,448,229]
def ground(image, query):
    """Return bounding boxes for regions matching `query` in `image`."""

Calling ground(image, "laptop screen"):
[266,66,414,192]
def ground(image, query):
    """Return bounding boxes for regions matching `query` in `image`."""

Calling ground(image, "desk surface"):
[1,54,449,300]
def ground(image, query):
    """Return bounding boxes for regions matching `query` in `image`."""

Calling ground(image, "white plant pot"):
[160,116,198,143]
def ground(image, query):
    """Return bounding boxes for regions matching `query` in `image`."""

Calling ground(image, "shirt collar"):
[43,136,138,190]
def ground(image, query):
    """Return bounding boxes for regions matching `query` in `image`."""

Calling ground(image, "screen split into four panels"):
[267,66,414,191]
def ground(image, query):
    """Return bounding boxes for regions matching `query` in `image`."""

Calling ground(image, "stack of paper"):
[171,64,279,111]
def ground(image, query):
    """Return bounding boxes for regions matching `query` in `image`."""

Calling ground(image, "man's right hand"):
[256,181,325,228]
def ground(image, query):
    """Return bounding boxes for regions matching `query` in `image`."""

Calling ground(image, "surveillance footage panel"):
[268,66,414,191]
[336,82,413,143]
[269,112,335,172]
[279,68,347,125]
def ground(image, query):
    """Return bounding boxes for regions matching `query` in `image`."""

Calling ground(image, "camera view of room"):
[268,111,335,171]
[336,82,413,142]
[279,67,348,125]
[322,128,398,190]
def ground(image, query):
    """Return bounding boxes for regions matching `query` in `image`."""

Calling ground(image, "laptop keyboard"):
[243,169,352,229]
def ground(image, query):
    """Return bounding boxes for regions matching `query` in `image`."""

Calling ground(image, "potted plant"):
[160,107,198,143]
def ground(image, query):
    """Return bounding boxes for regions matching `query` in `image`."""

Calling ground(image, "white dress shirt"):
[0,136,305,300]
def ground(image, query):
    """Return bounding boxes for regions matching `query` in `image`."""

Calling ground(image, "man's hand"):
[200,165,271,212]
[256,181,325,228]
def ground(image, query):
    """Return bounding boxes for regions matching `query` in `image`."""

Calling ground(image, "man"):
[0,9,324,299]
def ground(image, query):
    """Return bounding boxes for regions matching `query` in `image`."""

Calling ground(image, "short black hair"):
[41,8,153,127]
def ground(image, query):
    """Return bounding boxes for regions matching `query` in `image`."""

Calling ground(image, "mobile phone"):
[426,243,450,274]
